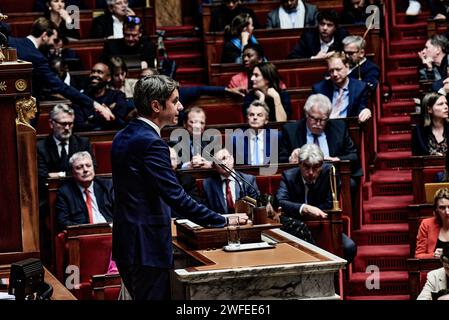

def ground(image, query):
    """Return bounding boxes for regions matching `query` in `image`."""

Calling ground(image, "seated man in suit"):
[38,104,95,181]
[90,0,135,39]
[74,62,128,131]
[287,9,348,59]
[417,246,449,300]
[56,151,114,230]
[276,143,357,262]
[173,106,215,170]
[279,94,361,207]
[312,52,371,123]
[266,0,317,29]
[203,148,259,214]
[101,15,156,70]
[342,35,380,91]
[232,100,279,165]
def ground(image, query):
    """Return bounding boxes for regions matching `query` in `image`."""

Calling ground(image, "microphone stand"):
[193,141,261,205]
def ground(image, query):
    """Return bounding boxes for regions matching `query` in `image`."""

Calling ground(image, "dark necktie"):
[312,134,320,148]
[60,142,68,172]
[225,179,235,212]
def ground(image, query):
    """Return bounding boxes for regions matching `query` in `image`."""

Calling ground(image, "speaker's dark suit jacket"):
[279,119,362,177]
[111,119,225,268]
[56,177,114,230]
[276,163,335,218]
[203,171,259,214]
[312,78,369,118]
[287,27,349,59]
[171,171,202,218]
[8,37,94,109]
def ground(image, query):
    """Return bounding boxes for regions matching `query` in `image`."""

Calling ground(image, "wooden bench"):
[410,156,445,204]
[203,25,381,79]
[407,257,441,300]
[201,0,344,34]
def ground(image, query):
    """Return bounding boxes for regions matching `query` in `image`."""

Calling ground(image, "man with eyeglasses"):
[266,0,318,29]
[90,0,135,39]
[342,35,380,91]
[279,93,361,176]
[38,104,95,181]
[101,15,156,70]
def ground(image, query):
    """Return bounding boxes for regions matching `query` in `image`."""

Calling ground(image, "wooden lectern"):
[0,60,39,264]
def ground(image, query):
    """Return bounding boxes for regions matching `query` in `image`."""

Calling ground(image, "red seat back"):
[92,141,112,174]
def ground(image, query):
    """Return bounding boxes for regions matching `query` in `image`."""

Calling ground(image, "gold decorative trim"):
[15,96,37,130]
[0,81,6,91]
[15,79,27,92]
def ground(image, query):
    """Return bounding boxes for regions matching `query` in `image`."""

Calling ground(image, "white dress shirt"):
[78,182,107,224]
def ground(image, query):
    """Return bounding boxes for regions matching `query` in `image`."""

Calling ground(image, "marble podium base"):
[173,229,346,300]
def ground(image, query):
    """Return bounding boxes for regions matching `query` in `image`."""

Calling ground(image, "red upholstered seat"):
[37,113,52,135]
[92,141,112,174]
[255,176,270,194]
[202,104,244,125]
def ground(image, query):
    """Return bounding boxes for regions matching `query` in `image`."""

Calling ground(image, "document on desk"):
[176,219,203,230]
[0,292,15,300]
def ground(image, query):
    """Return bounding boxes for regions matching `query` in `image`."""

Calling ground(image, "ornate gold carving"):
[15,96,37,130]
[15,79,27,92]
[0,81,6,91]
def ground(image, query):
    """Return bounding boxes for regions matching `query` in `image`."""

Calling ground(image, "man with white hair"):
[55,151,114,229]
[276,143,357,262]
[90,0,135,39]
[342,35,380,90]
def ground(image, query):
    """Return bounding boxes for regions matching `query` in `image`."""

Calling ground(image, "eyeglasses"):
[125,15,141,25]
[344,50,359,56]
[307,115,328,124]
[52,119,74,127]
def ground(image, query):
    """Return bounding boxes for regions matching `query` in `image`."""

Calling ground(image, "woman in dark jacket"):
[243,62,291,122]
[412,92,449,156]
[221,13,259,64]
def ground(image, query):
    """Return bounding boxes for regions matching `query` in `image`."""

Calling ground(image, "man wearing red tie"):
[55,151,114,230]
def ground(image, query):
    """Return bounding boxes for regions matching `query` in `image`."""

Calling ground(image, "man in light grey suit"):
[266,0,317,29]
[417,247,449,300]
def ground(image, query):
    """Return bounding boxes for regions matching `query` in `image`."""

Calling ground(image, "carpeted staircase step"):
[394,12,430,25]
[387,53,419,69]
[175,67,207,85]
[389,39,426,55]
[164,37,203,53]
[369,169,412,196]
[389,84,420,100]
[346,271,409,296]
[158,25,198,37]
[345,294,410,300]
[376,151,413,169]
[362,195,413,224]
[167,52,203,66]
[352,243,409,272]
[382,100,416,115]
[378,116,411,135]
[353,224,409,246]
[391,22,427,39]
[378,133,411,152]
[386,69,419,86]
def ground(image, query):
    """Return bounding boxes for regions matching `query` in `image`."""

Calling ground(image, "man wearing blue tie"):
[111,75,234,300]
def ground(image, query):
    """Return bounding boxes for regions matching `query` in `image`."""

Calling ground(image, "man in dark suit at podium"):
[8,17,114,121]
[111,75,230,300]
